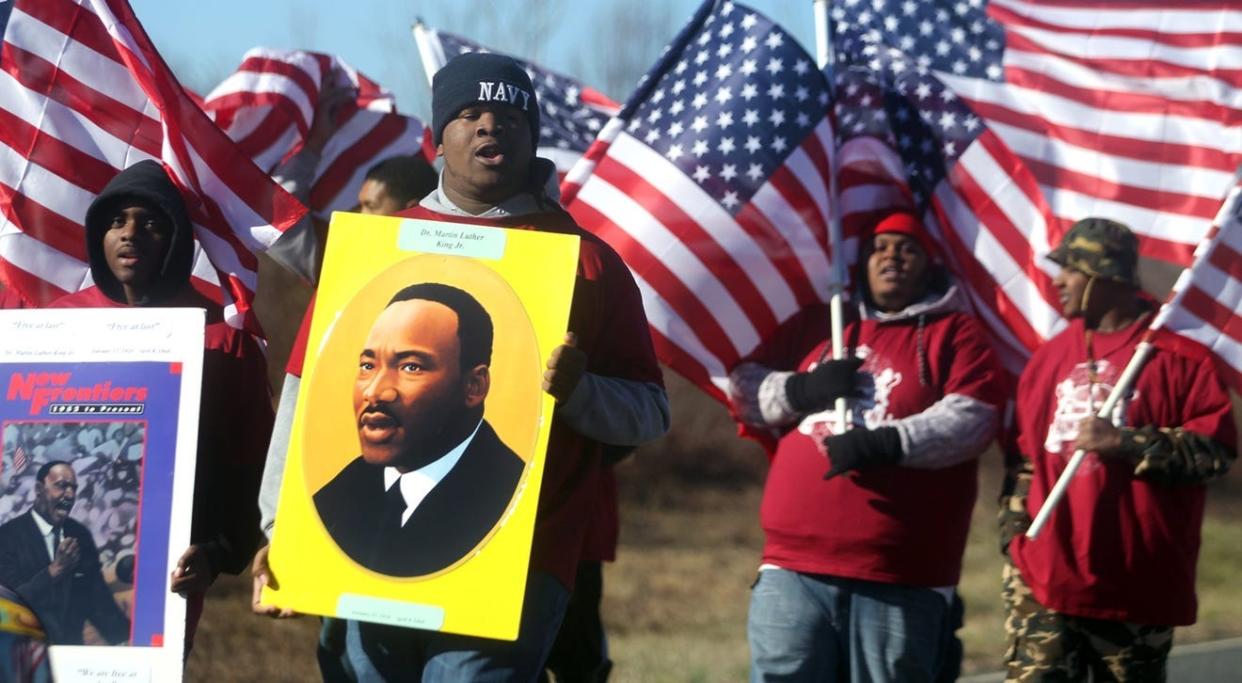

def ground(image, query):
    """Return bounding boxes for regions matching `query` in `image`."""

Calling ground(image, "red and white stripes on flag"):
[834,133,1061,374]
[0,0,304,326]
[202,48,434,219]
[947,0,1242,269]
[829,0,1242,373]
[12,444,28,473]
[563,1,839,402]
[1151,179,1242,392]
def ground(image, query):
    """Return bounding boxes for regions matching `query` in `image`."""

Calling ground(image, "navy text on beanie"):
[431,52,540,147]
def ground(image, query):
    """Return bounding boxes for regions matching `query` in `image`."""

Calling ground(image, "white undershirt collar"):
[383,419,483,527]
[31,508,58,560]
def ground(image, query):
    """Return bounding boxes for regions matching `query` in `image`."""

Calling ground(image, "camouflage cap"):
[1047,217,1139,286]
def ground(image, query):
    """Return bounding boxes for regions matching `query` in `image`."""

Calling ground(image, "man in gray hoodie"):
[253,53,668,682]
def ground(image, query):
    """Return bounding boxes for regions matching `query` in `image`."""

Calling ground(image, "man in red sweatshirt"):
[48,160,274,645]
[730,212,1004,682]
[1001,218,1236,682]
[255,53,668,682]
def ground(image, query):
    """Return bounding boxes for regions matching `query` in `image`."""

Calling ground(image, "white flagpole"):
[411,20,443,87]
[1024,341,1154,539]
[814,0,850,430]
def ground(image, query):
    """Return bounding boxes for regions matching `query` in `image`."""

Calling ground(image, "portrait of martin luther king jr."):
[313,283,525,577]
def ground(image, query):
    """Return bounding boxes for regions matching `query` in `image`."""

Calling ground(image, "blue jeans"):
[748,568,951,683]
[318,571,570,682]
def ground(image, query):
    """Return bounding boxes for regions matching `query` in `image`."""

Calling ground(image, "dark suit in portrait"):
[0,511,130,645]
[313,420,525,577]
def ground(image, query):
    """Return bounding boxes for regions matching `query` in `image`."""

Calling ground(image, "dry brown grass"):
[186,464,1242,682]
[187,578,321,681]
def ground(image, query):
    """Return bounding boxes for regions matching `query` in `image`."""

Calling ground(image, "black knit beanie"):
[431,52,540,147]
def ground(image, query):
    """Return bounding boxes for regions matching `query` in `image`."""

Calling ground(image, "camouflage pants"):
[1002,562,1173,682]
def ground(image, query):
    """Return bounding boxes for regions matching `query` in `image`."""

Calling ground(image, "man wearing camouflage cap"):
[998,217,1236,681]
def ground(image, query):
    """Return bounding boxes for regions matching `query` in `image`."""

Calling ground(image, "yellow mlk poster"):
[265,213,579,640]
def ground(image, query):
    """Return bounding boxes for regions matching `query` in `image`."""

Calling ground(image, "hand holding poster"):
[0,308,204,682]
[265,212,579,641]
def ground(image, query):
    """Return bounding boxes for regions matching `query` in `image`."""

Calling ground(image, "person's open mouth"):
[115,246,144,268]
[474,142,507,166]
[878,263,905,281]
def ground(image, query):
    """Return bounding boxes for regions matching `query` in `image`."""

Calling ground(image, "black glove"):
[785,357,863,413]
[822,426,902,479]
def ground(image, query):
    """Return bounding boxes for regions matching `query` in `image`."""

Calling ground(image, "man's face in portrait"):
[354,300,485,472]
[34,464,78,527]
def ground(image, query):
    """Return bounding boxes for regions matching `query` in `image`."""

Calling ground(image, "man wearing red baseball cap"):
[730,210,1004,682]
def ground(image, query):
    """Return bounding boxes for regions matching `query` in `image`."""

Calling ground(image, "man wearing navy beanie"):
[426,52,547,214]
[289,52,670,682]
[431,52,541,149]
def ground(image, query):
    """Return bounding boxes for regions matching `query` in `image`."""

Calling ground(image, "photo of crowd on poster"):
[0,421,145,646]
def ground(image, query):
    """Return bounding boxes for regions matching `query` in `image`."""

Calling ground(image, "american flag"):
[12,444,28,473]
[413,24,620,181]
[0,0,305,327]
[202,48,435,220]
[562,0,838,402]
[1151,178,1242,391]
[829,0,1242,366]
[830,14,1061,371]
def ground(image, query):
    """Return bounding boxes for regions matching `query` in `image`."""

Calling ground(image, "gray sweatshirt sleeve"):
[731,361,997,469]
[258,374,300,540]
[555,373,670,446]
[893,393,998,469]
[728,362,798,427]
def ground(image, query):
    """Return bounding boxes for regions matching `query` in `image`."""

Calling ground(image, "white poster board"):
[0,309,204,682]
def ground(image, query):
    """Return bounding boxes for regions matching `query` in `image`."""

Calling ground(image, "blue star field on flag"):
[832,0,1005,81]
[619,0,831,215]
[829,0,1006,207]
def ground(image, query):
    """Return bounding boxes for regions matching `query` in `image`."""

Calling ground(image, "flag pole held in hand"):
[1025,340,1154,540]
[814,0,851,431]
[1029,175,1242,539]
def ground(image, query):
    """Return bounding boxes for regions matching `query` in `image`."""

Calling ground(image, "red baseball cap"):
[870,211,938,259]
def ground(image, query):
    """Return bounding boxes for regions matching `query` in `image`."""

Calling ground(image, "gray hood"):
[859,279,970,323]
[420,157,561,219]
[855,268,970,388]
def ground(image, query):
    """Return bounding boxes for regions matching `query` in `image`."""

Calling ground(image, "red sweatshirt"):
[744,300,1003,587]
[1010,316,1236,625]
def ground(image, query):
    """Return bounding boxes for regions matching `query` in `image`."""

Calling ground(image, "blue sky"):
[130,0,820,120]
